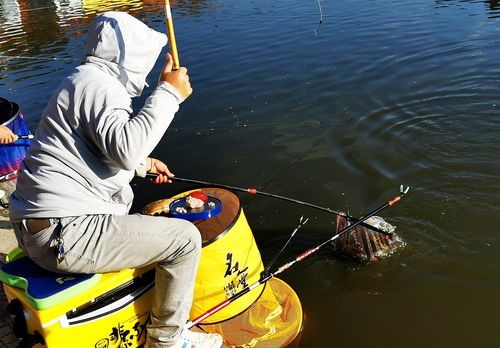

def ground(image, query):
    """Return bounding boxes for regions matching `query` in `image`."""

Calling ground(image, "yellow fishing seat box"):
[0,249,154,348]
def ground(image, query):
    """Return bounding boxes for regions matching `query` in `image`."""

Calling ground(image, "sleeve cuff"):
[135,159,148,178]
[157,81,184,104]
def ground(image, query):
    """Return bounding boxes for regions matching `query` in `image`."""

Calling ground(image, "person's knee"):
[164,220,201,264]
[183,221,202,251]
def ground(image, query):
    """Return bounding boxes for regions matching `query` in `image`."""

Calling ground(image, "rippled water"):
[1,0,500,346]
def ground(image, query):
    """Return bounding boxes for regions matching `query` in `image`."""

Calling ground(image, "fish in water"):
[331,215,396,263]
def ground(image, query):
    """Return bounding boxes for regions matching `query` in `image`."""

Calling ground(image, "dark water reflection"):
[1,0,500,346]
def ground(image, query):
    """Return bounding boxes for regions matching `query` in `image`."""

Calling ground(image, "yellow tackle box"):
[0,249,154,348]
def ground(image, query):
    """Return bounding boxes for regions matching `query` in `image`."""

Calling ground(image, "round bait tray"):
[169,197,222,221]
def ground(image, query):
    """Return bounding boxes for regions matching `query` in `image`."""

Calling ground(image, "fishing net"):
[198,277,303,348]
[331,215,398,262]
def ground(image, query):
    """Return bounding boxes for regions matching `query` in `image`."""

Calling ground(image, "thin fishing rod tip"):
[298,216,309,226]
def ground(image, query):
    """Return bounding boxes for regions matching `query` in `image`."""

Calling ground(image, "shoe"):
[170,329,223,348]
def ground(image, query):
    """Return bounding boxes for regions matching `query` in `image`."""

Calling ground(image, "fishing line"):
[314,0,324,37]
[165,120,324,132]
[259,135,325,193]
[0,54,79,62]
[317,0,324,24]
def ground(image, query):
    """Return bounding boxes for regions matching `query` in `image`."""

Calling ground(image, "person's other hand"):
[147,157,174,184]
[0,125,18,144]
[159,53,193,101]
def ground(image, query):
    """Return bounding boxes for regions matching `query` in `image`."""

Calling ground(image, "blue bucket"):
[0,97,31,180]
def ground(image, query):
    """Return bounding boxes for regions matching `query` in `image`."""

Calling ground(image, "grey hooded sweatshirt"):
[10,12,182,219]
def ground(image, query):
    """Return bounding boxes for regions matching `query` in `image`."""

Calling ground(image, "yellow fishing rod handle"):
[165,0,180,70]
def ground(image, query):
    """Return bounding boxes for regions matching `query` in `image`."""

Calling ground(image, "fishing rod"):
[17,135,33,140]
[184,185,410,328]
[164,0,180,70]
[145,173,393,236]
[264,216,309,275]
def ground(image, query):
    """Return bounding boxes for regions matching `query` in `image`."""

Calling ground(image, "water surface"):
[1,0,500,346]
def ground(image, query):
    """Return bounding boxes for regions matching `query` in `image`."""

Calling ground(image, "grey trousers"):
[12,214,201,348]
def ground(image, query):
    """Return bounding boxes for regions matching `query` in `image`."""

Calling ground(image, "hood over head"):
[84,11,168,97]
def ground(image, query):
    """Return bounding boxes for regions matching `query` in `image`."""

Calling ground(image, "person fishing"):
[9,11,222,348]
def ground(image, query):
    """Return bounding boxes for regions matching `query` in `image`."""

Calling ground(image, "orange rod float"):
[164,0,180,70]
